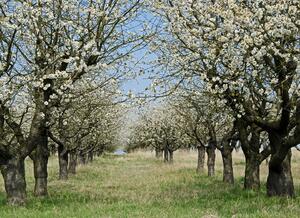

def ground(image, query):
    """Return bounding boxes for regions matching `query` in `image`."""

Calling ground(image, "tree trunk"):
[87,150,93,163]
[206,146,216,176]
[58,147,68,180]
[196,145,205,173]
[163,146,169,163]
[155,148,163,158]
[237,121,262,190]
[266,150,294,197]
[244,155,260,190]
[96,150,102,157]
[28,83,51,197]
[168,150,173,163]
[32,141,49,196]
[0,157,26,206]
[78,152,86,165]
[68,152,77,174]
[221,149,234,184]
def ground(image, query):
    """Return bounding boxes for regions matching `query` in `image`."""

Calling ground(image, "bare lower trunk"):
[87,151,93,163]
[58,148,68,180]
[96,150,102,157]
[163,147,169,163]
[267,150,294,197]
[32,145,49,196]
[221,150,234,184]
[29,85,50,197]
[168,150,173,163]
[196,145,205,173]
[68,152,77,174]
[244,155,260,190]
[0,158,26,206]
[206,146,216,177]
[78,152,86,165]
[237,121,262,190]
[155,148,163,159]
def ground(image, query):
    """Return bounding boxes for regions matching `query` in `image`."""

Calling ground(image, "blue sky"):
[122,75,151,94]
[120,9,161,96]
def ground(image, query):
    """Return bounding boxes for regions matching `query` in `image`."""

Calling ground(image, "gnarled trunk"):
[267,150,294,197]
[237,120,263,190]
[266,130,294,197]
[32,138,49,197]
[221,149,234,184]
[196,145,205,173]
[29,80,51,197]
[244,155,260,190]
[68,151,77,174]
[58,147,68,180]
[0,157,26,206]
[206,146,216,176]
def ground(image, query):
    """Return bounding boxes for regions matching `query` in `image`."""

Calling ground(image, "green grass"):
[0,150,300,218]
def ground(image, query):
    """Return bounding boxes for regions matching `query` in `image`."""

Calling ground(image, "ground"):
[0,150,300,218]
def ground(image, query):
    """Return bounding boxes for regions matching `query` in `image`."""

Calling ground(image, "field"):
[0,150,300,218]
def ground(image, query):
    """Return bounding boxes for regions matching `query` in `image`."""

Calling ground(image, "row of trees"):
[146,0,299,197]
[0,0,298,206]
[128,90,291,196]
[128,104,189,163]
[0,0,151,205]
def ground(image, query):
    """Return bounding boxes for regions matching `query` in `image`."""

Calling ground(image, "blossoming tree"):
[0,0,150,204]
[150,0,299,196]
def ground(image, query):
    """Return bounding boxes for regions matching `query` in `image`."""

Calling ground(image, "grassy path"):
[0,151,300,217]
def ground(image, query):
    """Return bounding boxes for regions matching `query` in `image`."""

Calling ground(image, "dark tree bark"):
[96,150,102,157]
[0,157,26,206]
[68,151,77,174]
[87,150,93,163]
[52,115,69,180]
[196,145,205,173]
[236,120,270,190]
[244,155,260,190]
[0,82,52,204]
[30,87,51,197]
[48,129,68,180]
[241,126,262,190]
[217,123,238,185]
[0,97,46,204]
[245,62,298,196]
[221,148,234,184]
[265,98,300,197]
[58,147,68,180]
[267,145,294,197]
[32,133,49,197]
[168,149,173,163]
[163,146,169,163]
[32,153,48,196]
[206,142,216,177]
